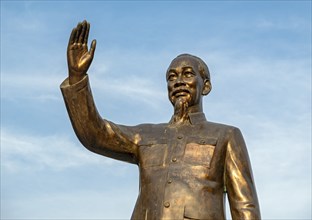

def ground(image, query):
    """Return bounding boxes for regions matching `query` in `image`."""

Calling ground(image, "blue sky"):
[1,1,311,219]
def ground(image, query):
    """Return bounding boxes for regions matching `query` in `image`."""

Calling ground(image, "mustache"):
[171,87,190,96]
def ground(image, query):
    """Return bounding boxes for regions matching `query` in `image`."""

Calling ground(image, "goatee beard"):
[171,97,189,124]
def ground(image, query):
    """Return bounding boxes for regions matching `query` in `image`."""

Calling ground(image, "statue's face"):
[166,56,204,108]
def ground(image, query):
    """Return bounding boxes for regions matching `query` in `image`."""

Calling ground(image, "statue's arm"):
[60,21,138,164]
[60,76,138,164]
[225,127,261,220]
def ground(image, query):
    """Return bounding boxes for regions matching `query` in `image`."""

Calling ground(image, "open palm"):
[67,21,96,84]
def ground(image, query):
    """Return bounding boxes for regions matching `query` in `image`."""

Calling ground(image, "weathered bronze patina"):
[61,20,261,220]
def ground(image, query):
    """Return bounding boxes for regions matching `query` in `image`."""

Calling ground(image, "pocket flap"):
[187,137,218,146]
[138,138,167,146]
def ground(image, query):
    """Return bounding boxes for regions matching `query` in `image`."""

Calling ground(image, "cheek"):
[185,77,197,87]
[167,83,171,90]
[167,82,174,93]
[167,84,174,100]
[187,79,203,99]
[186,82,198,96]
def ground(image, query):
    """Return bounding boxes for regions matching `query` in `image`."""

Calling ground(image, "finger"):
[79,21,87,44]
[68,28,76,47]
[74,22,82,43]
[84,22,90,45]
[89,39,97,56]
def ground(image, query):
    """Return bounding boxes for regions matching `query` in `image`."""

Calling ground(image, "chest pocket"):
[139,140,167,168]
[183,137,217,168]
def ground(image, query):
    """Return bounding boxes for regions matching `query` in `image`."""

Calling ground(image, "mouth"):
[172,88,190,98]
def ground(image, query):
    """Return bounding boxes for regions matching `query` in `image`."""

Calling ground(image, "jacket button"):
[172,158,177,162]
[177,135,183,139]
[164,202,170,208]
[167,179,172,184]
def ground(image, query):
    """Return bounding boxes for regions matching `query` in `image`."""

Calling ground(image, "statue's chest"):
[137,125,218,170]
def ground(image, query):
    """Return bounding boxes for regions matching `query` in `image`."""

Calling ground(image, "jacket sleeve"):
[225,127,261,220]
[60,75,139,164]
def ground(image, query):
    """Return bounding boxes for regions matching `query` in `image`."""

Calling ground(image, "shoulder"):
[201,121,244,141]
[119,122,167,130]
[117,122,168,135]
[204,120,239,132]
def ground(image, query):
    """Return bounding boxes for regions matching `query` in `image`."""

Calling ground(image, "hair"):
[174,54,211,82]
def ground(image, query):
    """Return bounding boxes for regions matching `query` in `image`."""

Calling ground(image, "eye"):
[167,72,177,81]
[184,71,195,78]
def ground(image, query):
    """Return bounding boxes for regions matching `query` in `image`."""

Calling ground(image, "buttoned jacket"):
[60,75,261,220]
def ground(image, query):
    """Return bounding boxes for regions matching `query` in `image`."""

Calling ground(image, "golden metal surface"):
[61,20,261,220]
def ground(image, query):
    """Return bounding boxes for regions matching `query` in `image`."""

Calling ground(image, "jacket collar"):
[169,112,207,125]
[188,112,207,125]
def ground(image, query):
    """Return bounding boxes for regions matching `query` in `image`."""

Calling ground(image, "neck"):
[186,103,203,114]
[171,99,203,124]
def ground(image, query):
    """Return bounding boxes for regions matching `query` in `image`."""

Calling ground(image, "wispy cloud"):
[1,129,117,173]
[92,74,167,108]
[255,16,309,31]
[1,72,62,101]
[2,189,137,219]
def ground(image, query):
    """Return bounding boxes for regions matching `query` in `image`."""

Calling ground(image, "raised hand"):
[67,20,96,84]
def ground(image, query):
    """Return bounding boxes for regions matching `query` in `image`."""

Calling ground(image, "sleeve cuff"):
[60,75,89,92]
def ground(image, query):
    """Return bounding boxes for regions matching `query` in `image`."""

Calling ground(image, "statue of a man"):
[61,20,261,220]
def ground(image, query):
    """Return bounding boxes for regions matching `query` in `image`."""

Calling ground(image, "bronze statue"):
[61,20,261,220]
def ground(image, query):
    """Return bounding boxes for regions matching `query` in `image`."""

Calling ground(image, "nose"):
[174,74,186,88]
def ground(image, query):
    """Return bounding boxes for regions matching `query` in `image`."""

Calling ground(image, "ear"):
[202,79,212,96]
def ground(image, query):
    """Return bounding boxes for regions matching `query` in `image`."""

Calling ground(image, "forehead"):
[168,56,199,71]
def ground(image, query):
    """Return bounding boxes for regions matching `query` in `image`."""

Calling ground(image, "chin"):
[175,97,191,105]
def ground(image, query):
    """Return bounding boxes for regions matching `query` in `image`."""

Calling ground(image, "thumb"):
[89,39,97,56]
